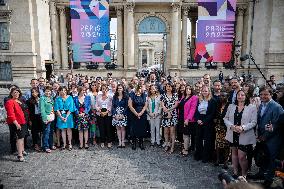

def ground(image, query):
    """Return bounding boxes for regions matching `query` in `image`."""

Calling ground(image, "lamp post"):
[110,33,117,64]
[162,33,167,74]
[67,35,73,74]
[234,41,242,76]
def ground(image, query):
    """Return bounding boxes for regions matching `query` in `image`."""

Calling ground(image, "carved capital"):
[126,3,135,12]
[182,6,189,16]
[171,3,181,12]
[115,6,123,17]
[57,6,66,15]
[237,7,245,16]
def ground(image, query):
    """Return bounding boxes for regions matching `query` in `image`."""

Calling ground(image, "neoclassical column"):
[236,7,245,47]
[139,49,143,68]
[58,6,68,69]
[126,3,135,68]
[49,1,60,69]
[152,50,155,65]
[171,3,180,68]
[146,49,150,66]
[190,16,197,56]
[116,6,123,68]
[181,6,188,68]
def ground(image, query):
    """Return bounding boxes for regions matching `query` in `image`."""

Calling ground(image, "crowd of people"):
[3,71,284,188]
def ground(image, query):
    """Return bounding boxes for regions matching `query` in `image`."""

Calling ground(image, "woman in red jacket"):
[4,88,27,162]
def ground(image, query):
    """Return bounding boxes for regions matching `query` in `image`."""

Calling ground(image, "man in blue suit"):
[251,86,284,187]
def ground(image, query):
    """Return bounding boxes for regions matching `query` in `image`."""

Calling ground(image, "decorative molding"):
[182,6,189,16]
[237,7,245,16]
[57,6,66,14]
[0,10,12,20]
[135,13,170,33]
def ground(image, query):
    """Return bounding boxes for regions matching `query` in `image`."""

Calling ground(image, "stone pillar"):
[49,1,60,70]
[146,49,150,66]
[181,6,188,68]
[152,50,155,65]
[171,3,180,68]
[116,6,123,68]
[126,3,135,68]
[190,16,200,68]
[236,7,245,48]
[58,6,68,69]
[139,49,143,68]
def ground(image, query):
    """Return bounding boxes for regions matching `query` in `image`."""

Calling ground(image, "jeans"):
[42,122,54,150]
[149,118,161,145]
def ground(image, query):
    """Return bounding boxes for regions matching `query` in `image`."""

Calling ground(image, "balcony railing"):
[0,42,9,50]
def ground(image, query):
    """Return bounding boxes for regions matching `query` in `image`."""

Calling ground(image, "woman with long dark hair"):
[128,84,148,150]
[112,84,129,148]
[224,90,257,178]
[180,85,198,156]
[27,87,42,152]
[161,82,179,153]
[214,91,230,168]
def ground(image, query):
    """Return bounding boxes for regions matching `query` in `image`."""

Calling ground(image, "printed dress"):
[161,93,178,127]
[112,97,128,127]
[76,102,90,131]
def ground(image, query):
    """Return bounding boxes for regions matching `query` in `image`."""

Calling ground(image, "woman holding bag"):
[40,86,55,153]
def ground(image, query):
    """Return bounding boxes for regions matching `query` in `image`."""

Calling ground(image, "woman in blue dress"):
[54,86,75,150]
[112,84,129,148]
[128,85,148,150]
[74,86,91,149]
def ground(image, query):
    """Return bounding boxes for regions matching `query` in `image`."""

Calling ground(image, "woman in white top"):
[95,84,113,148]
[147,85,161,146]
[88,81,98,145]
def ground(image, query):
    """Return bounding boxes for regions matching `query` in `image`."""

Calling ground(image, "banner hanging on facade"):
[195,0,237,63]
[70,0,111,63]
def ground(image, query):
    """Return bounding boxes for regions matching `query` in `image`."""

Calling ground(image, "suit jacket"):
[257,99,284,157]
[184,95,198,122]
[194,98,217,126]
[224,104,257,145]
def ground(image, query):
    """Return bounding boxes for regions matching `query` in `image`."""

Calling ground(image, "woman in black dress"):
[128,85,148,150]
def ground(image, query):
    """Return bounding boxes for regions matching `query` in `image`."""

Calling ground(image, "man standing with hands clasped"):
[249,86,284,187]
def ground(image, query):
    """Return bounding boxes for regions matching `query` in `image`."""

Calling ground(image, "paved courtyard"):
[0,123,223,189]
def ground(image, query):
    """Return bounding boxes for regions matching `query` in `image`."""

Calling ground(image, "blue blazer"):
[73,95,91,115]
[257,99,284,157]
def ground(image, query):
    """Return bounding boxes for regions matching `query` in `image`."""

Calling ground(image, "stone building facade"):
[0,0,284,88]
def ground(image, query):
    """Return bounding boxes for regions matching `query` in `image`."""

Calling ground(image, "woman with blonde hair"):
[194,85,217,162]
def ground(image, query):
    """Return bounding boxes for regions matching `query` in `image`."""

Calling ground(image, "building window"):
[0,62,12,81]
[0,0,5,6]
[0,22,9,50]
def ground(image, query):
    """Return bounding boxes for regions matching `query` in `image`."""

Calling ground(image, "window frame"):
[0,22,10,50]
[0,61,13,81]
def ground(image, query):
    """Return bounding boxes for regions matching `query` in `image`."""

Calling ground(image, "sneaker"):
[101,143,105,148]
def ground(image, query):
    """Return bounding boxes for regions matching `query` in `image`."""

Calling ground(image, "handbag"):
[46,112,55,122]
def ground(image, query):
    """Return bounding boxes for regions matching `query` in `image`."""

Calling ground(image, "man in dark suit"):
[228,77,241,104]
[250,86,284,187]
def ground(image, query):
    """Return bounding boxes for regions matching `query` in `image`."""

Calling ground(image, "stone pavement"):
[0,124,223,189]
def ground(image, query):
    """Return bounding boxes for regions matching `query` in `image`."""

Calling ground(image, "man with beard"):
[228,77,241,104]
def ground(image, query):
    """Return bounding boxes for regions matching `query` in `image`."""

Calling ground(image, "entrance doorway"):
[137,16,167,74]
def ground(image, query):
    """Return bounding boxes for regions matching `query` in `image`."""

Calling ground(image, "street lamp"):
[234,41,242,76]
